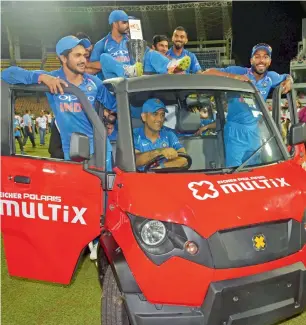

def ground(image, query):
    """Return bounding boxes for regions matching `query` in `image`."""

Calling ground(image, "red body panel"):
[106,162,306,305]
[290,144,306,170]
[1,156,102,284]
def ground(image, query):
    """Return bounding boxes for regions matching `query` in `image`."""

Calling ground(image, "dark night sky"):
[232,1,305,73]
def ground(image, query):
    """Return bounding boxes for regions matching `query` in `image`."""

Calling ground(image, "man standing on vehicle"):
[134,98,187,169]
[22,109,36,148]
[2,35,115,170]
[204,43,293,100]
[204,44,293,167]
[167,26,202,74]
[86,10,143,78]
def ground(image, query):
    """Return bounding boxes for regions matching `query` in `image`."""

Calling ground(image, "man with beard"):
[2,35,115,170]
[86,10,143,79]
[167,26,202,74]
[204,43,293,100]
[204,44,293,167]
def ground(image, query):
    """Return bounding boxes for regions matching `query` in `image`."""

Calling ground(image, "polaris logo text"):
[0,193,87,225]
[189,177,290,200]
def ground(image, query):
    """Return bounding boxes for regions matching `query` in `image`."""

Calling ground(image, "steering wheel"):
[143,153,192,172]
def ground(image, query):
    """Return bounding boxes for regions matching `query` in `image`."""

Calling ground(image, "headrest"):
[131,118,143,129]
[177,109,201,133]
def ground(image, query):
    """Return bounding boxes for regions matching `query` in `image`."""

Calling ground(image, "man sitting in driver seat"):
[134,98,187,169]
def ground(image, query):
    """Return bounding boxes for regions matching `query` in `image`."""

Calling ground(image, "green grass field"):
[1,134,305,325]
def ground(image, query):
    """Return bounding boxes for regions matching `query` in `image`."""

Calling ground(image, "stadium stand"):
[15,96,49,115]
[43,52,61,71]
[1,59,11,71]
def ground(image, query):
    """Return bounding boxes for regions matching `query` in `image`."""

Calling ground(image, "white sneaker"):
[123,62,143,78]
[88,241,98,260]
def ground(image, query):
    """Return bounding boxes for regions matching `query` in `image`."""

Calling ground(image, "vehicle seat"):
[177,109,225,169]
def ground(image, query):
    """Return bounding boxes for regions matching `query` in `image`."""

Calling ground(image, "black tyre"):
[97,243,109,288]
[101,266,130,325]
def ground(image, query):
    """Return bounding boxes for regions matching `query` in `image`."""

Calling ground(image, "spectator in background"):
[298,100,306,123]
[14,116,26,155]
[22,109,36,148]
[36,110,47,145]
[167,26,202,74]
[46,111,52,132]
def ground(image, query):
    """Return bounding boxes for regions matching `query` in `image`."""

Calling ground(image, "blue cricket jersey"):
[134,126,183,152]
[2,66,115,170]
[167,47,201,74]
[90,33,131,65]
[143,48,169,74]
[217,66,289,101]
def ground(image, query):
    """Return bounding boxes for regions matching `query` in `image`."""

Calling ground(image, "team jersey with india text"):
[2,66,115,170]
[217,66,289,101]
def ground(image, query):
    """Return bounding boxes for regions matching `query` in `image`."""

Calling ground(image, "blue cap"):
[56,36,91,56]
[142,98,168,114]
[251,43,272,58]
[109,10,129,24]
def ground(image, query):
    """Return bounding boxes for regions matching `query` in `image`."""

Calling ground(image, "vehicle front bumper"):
[125,262,306,325]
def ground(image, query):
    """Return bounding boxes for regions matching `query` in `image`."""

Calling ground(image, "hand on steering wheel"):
[143,153,192,172]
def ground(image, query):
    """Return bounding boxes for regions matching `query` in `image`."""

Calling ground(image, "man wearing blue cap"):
[204,43,293,100]
[134,98,187,169]
[2,35,115,170]
[86,10,143,78]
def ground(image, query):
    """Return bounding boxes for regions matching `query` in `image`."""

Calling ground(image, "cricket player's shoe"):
[167,56,191,74]
[123,62,143,77]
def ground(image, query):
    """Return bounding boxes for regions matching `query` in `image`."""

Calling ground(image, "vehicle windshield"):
[129,89,286,173]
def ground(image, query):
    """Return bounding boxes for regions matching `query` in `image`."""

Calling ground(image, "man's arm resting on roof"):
[1,67,68,94]
[202,67,250,81]
[1,66,48,84]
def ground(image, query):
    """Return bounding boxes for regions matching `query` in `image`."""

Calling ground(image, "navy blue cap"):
[142,98,168,113]
[56,36,91,56]
[251,43,272,58]
[109,10,129,24]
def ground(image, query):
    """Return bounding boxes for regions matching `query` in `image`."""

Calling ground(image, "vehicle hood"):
[116,162,306,238]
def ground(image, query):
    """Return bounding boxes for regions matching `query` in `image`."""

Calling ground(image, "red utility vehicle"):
[1,75,306,325]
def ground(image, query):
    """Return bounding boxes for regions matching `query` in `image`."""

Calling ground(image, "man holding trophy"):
[87,9,191,79]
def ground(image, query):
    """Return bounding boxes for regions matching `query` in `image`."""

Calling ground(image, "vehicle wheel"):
[97,243,109,287]
[101,266,130,325]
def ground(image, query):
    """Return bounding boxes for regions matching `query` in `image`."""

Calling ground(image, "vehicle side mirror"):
[288,123,306,146]
[70,132,90,162]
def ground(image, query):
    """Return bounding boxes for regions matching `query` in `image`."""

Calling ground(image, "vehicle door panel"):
[1,156,102,284]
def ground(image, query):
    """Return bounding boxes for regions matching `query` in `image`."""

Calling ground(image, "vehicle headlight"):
[140,220,166,246]
[127,213,213,267]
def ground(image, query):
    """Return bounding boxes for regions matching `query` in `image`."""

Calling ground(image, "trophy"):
[126,39,147,63]
[126,18,146,76]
